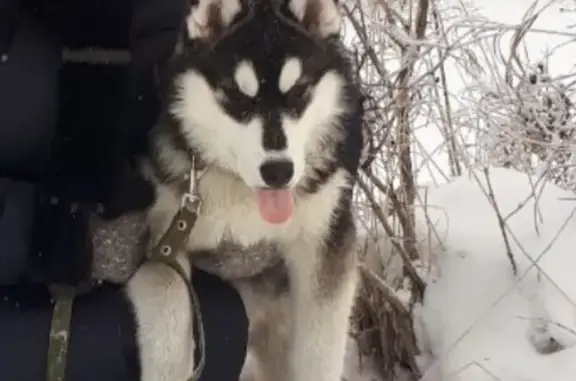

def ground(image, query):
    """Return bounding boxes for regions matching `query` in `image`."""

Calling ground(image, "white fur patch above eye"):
[234,61,259,97]
[278,58,303,93]
[186,0,242,40]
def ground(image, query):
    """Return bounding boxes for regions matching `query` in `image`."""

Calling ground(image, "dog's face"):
[170,0,353,185]
[168,0,355,223]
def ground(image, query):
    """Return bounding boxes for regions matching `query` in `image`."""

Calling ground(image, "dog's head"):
[168,0,357,223]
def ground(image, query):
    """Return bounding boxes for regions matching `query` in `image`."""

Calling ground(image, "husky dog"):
[142,0,364,380]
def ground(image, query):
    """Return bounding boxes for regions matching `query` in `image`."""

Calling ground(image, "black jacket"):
[0,0,186,285]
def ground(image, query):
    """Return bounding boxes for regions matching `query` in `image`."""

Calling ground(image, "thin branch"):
[482,168,519,276]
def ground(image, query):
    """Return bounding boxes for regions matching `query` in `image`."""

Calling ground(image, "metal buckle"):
[181,156,204,211]
[148,155,207,380]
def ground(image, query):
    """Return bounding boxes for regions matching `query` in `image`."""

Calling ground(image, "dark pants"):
[0,271,248,381]
[0,11,248,381]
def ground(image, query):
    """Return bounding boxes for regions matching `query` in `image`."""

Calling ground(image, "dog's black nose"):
[259,160,294,188]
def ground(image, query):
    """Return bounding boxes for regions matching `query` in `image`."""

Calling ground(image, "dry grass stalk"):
[345,0,433,380]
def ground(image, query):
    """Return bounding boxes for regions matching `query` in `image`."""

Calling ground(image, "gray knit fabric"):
[89,211,279,283]
[90,212,148,284]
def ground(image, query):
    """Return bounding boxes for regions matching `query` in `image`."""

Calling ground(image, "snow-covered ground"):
[410,167,576,381]
[349,167,576,381]
[406,2,576,377]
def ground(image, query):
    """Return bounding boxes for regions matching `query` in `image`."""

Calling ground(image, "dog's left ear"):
[287,0,341,37]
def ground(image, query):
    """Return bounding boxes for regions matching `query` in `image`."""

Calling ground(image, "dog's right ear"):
[287,0,341,38]
[186,0,242,41]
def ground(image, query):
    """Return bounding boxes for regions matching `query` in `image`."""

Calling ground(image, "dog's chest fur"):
[154,165,349,279]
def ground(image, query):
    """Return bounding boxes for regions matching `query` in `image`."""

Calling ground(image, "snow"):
[343,339,382,381]
[413,167,576,381]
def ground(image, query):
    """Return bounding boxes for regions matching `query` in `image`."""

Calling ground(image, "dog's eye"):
[288,82,312,100]
[219,80,239,94]
[285,82,312,109]
[284,81,313,116]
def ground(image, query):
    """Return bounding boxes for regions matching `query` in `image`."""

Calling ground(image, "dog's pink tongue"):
[256,189,294,224]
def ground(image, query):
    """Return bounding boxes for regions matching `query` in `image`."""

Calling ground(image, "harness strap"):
[149,197,206,381]
[46,285,77,381]
[45,167,205,381]
[45,206,206,381]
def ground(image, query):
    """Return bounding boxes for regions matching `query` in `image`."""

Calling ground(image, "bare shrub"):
[344,0,576,380]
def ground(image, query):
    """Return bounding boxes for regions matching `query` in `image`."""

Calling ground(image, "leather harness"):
[47,161,206,381]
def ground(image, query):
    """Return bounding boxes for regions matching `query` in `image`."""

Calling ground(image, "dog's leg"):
[125,254,194,381]
[284,237,358,381]
[245,297,290,381]
[236,271,292,381]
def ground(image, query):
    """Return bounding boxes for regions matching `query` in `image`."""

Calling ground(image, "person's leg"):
[0,270,249,381]
[0,283,141,381]
[192,270,249,381]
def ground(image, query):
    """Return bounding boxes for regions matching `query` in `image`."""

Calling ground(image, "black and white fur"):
[140,0,363,380]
